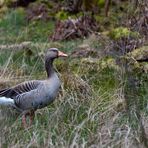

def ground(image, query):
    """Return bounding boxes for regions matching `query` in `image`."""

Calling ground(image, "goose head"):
[45,48,68,77]
[45,48,68,60]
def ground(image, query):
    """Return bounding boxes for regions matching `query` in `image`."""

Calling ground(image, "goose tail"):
[0,97,14,106]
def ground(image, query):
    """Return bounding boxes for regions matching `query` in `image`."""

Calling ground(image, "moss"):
[130,46,148,61]
[99,57,119,70]
[94,15,102,22]
[109,27,140,40]
[55,10,69,20]
[98,0,105,8]
[125,46,148,73]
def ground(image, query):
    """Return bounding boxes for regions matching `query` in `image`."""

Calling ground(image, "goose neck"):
[45,58,55,78]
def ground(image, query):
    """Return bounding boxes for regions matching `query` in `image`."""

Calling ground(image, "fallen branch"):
[0,42,52,51]
[0,42,31,51]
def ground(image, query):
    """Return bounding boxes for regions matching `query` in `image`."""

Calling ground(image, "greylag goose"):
[0,48,68,127]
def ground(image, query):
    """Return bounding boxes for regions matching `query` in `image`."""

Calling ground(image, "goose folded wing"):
[0,80,41,98]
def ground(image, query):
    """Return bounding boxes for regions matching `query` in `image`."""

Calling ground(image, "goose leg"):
[21,110,35,128]
[22,111,30,128]
[29,110,35,126]
[22,114,27,128]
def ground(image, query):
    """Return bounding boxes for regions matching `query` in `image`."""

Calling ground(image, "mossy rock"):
[130,46,148,61]
[80,57,119,72]
[122,46,148,73]
[129,46,148,73]
[108,27,139,40]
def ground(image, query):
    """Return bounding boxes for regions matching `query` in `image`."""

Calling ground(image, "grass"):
[0,8,55,43]
[0,47,147,147]
[0,7,148,148]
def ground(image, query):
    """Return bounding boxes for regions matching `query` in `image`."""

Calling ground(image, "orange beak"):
[58,51,68,57]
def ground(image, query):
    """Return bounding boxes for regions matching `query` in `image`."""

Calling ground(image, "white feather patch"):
[0,97,14,106]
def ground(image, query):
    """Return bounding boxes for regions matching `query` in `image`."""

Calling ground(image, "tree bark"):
[105,0,111,17]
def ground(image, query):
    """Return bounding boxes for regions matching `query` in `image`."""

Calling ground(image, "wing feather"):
[0,80,41,98]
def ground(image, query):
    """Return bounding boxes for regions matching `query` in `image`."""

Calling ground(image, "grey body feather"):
[0,48,66,114]
[0,73,60,111]
[14,73,60,110]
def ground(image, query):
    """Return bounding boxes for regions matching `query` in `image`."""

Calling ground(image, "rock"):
[130,46,148,62]
[124,46,148,73]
